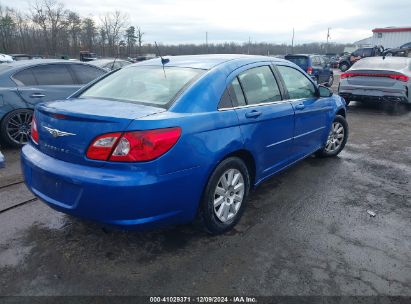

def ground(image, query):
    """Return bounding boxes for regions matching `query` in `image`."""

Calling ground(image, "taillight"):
[86,132,122,161]
[341,72,409,82]
[86,127,181,162]
[307,67,313,75]
[31,115,39,144]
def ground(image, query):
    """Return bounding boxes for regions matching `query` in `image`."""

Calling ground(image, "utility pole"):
[205,31,208,53]
[291,28,295,54]
[326,27,331,54]
[248,36,251,54]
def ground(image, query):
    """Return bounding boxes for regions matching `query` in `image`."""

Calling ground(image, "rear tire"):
[385,52,393,57]
[326,74,334,87]
[316,115,348,158]
[197,157,250,235]
[340,62,350,72]
[0,109,33,148]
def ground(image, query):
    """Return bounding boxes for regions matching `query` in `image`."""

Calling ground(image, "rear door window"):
[277,65,316,99]
[238,66,282,105]
[362,48,373,57]
[30,64,75,85]
[12,68,37,86]
[70,64,105,84]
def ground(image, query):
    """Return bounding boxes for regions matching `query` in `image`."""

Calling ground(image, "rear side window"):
[285,56,309,66]
[311,56,320,65]
[238,66,282,105]
[70,64,105,84]
[30,64,75,85]
[12,68,37,86]
[362,49,373,57]
[229,78,246,107]
[277,65,316,99]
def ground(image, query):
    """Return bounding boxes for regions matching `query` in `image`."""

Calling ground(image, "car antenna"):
[155,41,169,78]
[111,51,119,70]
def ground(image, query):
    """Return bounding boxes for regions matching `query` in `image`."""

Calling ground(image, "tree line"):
[0,0,352,59]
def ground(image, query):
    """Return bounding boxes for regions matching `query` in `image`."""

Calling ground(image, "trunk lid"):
[345,69,405,87]
[35,98,165,165]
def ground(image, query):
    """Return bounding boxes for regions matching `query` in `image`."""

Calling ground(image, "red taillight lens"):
[341,72,409,82]
[31,115,39,144]
[86,127,181,162]
[86,132,122,161]
[307,67,313,75]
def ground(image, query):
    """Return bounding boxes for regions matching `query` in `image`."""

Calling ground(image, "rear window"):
[80,66,204,107]
[352,57,409,71]
[285,56,309,66]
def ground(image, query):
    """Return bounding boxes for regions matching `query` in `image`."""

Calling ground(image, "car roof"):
[134,54,285,70]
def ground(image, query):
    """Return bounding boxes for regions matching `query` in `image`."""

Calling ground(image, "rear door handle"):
[30,93,45,98]
[245,110,262,118]
[295,103,305,110]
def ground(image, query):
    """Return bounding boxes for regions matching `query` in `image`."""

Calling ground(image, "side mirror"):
[318,85,333,98]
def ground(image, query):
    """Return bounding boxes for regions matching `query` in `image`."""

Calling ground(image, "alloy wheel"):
[6,110,33,145]
[213,168,245,223]
[325,121,345,153]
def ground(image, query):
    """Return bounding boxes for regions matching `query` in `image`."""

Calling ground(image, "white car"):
[0,54,13,63]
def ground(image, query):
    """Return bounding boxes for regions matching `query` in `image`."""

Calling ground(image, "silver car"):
[338,57,411,105]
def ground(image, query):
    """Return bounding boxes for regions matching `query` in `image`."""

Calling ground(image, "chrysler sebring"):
[21,55,348,234]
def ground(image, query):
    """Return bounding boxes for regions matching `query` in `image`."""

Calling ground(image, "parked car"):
[88,58,132,71]
[21,54,348,234]
[338,46,383,72]
[383,42,411,57]
[285,54,334,86]
[338,57,411,105]
[80,51,98,62]
[10,54,33,61]
[0,60,106,147]
[324,53,340,68]
[0,149,4,168]
[0,54,13,63]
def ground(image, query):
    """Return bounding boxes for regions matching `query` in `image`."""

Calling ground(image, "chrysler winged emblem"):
[43,126,76,138]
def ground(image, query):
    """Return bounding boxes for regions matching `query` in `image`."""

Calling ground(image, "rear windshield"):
[352,57,410,71]
[285,56,309,66]
[80,66,204,107]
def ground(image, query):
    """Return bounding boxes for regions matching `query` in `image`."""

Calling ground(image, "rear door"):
[276,65,332,159]
[230,65,295,178]
[15,64,81,104]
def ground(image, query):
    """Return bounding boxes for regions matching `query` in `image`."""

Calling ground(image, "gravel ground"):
[0,72,410,296]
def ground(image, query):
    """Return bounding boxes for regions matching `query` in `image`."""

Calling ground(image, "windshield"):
[80,66,204,107]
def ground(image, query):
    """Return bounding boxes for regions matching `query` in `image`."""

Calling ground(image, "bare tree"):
[100,11,128,56]
[31,0,68,56]
[81,17,97,51]
[66,11,81,54]
[136,26,144,54]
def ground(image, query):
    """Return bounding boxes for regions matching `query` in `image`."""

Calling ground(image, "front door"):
[276,65,331,160]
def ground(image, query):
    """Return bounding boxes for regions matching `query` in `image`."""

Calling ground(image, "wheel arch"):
[220,149,257,188]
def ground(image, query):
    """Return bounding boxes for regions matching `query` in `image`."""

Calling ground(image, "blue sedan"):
[0,60,106,147]
[21,55,348,234]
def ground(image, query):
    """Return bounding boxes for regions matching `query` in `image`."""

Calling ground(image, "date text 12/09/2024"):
[150,297,257,303]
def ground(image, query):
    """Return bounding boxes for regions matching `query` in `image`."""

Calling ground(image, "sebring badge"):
[43,126,76,138]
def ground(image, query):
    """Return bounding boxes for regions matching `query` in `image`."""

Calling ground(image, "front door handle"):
[245,110,262,118]
[295,103,305,110]
[30,93,46,98]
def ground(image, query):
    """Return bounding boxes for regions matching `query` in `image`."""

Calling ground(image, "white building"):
[355,27,411,49]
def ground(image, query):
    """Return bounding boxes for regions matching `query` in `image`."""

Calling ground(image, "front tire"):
[197,157,250,235]
[316,115,348,157]
[0,109,33,148]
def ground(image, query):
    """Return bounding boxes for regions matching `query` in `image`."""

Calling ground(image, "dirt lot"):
[0,73,410,296]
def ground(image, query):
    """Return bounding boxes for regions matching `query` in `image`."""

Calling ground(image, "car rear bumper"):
[339,92,409,103]
[21,144,203,229]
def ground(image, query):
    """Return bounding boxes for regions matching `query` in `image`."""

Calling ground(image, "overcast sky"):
[9,0,411,44]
